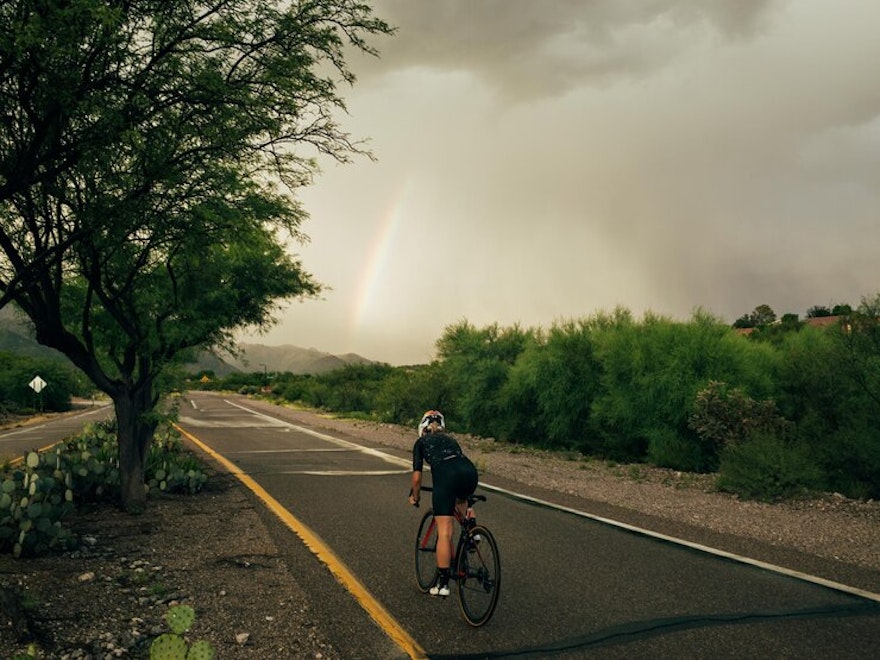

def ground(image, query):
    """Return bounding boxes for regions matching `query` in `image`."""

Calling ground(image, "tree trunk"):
[113,384,156,514]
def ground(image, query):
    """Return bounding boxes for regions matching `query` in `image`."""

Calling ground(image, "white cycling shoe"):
[429,582,450,597]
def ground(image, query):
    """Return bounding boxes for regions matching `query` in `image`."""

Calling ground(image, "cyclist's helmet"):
[418,410,445,436]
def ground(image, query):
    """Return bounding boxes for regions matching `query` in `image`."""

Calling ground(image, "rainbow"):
[350,179,413,338]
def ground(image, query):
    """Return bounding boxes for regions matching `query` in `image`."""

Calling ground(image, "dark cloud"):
[362,0,779,97]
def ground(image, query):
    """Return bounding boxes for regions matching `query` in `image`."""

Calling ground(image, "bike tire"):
[414,509,438,593]
[455,525,500,626]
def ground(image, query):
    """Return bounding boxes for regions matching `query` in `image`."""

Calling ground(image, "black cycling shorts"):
[430,456,479,516]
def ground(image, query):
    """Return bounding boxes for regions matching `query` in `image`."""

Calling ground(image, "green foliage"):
[373,363,453,428]
[716,431,823,502]
[501,319,599,450]
[806,305,832,318]
[588,309,773,467]
[0,0,393,513]
[310,363,395,415]
[436,321,537,437]
[688,381,791,462]
[819,423,880,499]
[201,292,880,502]
[0,351,92,414]
[771,320,880,499]
[646,427,706,472]
[733,304,777,328]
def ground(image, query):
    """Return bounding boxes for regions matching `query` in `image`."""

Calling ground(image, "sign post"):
[29,375,47,412]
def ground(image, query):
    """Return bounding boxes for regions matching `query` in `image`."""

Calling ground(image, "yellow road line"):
[174,424,427,660]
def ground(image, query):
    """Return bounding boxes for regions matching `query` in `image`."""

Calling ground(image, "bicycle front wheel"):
[456,525,500,626]
[414,510,438,593]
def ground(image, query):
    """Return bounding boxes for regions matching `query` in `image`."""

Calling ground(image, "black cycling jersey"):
[412,432,463,472]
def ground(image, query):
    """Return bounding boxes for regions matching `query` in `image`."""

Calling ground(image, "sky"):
[239,0,880,366]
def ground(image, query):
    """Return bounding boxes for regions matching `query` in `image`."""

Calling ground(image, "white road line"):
[479,481,880,604]
[223,399,411,469]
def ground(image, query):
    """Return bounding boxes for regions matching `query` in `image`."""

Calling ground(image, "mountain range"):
[0,306,375,375]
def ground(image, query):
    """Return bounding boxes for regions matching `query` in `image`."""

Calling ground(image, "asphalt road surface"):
[4,393,878,658]
[174,392,880,659]
[0,401,112,459]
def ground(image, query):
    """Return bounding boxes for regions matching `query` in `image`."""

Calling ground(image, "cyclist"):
[408,410,479,596]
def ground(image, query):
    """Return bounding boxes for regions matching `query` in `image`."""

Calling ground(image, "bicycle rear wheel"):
[455,525,500,626]
[414,510,438,592]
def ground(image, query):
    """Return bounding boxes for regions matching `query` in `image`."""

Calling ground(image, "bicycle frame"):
[413,486,501,626]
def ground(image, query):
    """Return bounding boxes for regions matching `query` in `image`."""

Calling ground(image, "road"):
[0,401,112,459]
[4,392,879,658]
[174,392,880,659]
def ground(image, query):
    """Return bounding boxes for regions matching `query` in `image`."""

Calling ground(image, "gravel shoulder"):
[2,400,879,658]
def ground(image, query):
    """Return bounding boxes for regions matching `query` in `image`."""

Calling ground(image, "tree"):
[0,1,393,511]
[751,304,777,326]
[732,304,776,329]
[806,305,832,318]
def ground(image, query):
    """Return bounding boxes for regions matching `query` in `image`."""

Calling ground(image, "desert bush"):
[646,427,707,472]
[716,430,823,502]
[501,320,601,451]
[589,309,773,466]
[818,424,880,500]
[436,321,536,438]
[689,381,791,456]
[374,363,453,428]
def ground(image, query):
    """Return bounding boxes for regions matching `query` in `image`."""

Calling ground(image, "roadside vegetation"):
[0,352,95,422]
[0,420,208,559]
[0,1,393,513]
[195,296,880,504]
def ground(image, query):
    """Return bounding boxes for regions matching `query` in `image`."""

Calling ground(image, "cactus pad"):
[186,640,216,660]
[165,604,196,634]
[150,633,188,660]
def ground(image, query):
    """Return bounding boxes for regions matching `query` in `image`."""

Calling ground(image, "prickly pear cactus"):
[149,633,188,660]
[187,640,216,660]
[149,606,215,660]
[166,604,196,635]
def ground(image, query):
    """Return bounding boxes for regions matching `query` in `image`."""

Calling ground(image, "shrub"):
[716,430,823,502]
[819,424,880,500]
[689,380,791,460]
[646,427,707,472]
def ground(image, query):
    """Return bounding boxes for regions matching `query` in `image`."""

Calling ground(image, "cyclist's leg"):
[452,457,479,521]
[430,464,458,571]
[429,474,457,595]
[434,515,455,569]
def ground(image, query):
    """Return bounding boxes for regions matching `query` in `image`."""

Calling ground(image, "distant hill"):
[0,306,69,362]
[1,306,375,375]
[215,344,376,375]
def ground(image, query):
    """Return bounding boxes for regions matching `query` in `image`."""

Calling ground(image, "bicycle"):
[413,486,501,626]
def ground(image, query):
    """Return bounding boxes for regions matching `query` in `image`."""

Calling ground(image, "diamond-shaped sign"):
[29,375,47,393]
